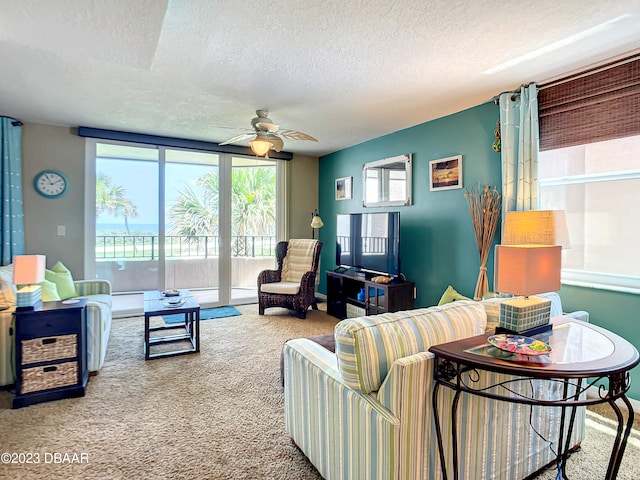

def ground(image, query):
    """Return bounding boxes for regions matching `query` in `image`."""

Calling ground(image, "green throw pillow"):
[45,261,77,300]
[437,285,471,306]
[39,278,61,302]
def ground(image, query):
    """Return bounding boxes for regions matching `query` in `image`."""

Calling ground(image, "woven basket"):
[21,361,78,394]
[21,335,77,365]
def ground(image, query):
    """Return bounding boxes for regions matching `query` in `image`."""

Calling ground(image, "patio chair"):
[258,239,322,319]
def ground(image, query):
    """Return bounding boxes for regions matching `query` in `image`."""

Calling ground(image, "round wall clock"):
[33,169,69,199]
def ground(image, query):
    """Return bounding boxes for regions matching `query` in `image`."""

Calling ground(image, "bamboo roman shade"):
[538,56,640,151]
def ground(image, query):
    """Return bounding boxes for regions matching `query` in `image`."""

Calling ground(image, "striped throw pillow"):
[282,239,317,283]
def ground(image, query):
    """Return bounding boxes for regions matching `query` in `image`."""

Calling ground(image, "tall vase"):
[474,266,489,301]
[465,185,501,301]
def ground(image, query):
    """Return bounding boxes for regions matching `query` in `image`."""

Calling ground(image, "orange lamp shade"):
[502,210,571,249]
[494,245,561,296]
[13,255,46,285]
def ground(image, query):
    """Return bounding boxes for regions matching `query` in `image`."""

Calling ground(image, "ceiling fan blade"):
[267,134,284,152]
[254,121,279,133]
[222,111,317,153]
[278,129,317,142]
[219,133,254,146]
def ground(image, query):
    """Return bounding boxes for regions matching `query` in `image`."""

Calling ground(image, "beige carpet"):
[0,304,638,480]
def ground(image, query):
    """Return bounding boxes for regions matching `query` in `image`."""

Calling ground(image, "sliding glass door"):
[88,140,281,306]
[94,143,161,292]
[230,156,278,303]
[164,149,220,299]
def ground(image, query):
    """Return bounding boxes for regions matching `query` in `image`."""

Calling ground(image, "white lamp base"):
[16,285,42,308]
[498,296,552,333]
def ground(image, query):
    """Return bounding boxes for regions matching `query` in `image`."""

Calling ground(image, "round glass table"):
[429,316,640,480]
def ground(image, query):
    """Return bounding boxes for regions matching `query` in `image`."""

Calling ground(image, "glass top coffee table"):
[143,290,200,360]
[429,316,639,480]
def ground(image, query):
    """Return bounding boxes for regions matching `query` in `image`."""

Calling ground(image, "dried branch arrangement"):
[465,185,502,300]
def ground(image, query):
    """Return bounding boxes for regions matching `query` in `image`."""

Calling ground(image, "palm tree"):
[232,167,276,236]
[96,172,138,235]
[169,172,219,237]
[168,167,276,242]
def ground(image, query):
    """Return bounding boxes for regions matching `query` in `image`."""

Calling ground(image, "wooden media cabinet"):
[326,270,415,320]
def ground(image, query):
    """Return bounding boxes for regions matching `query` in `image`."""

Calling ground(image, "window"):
[87,139,283,306]
[538,56,640,293]
[539,135,640,292]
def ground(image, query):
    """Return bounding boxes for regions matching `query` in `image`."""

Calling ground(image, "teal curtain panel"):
[499,83,540,218]
[0,117,25,265]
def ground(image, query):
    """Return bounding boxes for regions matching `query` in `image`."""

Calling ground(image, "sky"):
[97,158,213,228]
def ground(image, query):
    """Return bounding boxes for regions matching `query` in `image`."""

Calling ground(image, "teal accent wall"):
[318,101,502,306]
[318,100,640,400]
[561,285,640,399]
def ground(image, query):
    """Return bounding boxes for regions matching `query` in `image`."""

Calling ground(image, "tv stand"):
[326,270,415,320]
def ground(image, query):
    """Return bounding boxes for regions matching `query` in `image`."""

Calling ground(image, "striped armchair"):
[283,300,585,479]
[258,239,322,319]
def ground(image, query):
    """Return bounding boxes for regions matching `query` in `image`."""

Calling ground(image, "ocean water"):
[97,223,158,233]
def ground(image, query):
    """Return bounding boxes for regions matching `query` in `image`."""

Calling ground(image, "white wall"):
[22,123,86,275]
[288,154,320,240]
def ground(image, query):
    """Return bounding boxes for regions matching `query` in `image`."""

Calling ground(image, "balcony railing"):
[337,235,388,254]
[96,235,276,260]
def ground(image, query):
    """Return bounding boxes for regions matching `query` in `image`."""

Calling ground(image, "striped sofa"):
[0,272,112,386]
[283,300,585,480]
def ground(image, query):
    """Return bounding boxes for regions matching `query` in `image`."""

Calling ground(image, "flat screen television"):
[336,212,401,277]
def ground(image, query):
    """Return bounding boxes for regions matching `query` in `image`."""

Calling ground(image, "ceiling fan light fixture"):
[249,137,273,157]
[220,109,316,155]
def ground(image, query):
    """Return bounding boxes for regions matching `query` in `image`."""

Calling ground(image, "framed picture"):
[335,176,352,200]
[429,155,463,191]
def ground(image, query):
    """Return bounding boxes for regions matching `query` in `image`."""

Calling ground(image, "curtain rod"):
[492,92,520,105]
[1,116,23,126]
[491,83,532,105]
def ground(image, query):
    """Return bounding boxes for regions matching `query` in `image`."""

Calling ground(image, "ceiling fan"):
[219,109,317,157]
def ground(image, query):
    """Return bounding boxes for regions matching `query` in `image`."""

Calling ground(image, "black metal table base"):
[144,308,200,360]
[432,360,634,480]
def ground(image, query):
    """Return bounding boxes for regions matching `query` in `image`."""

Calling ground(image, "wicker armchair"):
[258,239,322,319]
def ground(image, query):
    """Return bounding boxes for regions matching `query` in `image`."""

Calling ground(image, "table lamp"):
[502,210,571,248]
[13,255,46,308]
[494,210,569,334]
[494,245,561,333]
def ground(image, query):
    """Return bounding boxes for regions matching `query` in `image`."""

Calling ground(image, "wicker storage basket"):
[21,361,78,394]
[21,334,77,365]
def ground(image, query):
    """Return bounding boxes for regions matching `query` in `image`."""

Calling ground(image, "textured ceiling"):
[1,0,639,156]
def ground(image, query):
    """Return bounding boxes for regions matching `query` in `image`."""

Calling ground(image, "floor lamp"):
[309,209,324,304]
[311,209,324,239]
